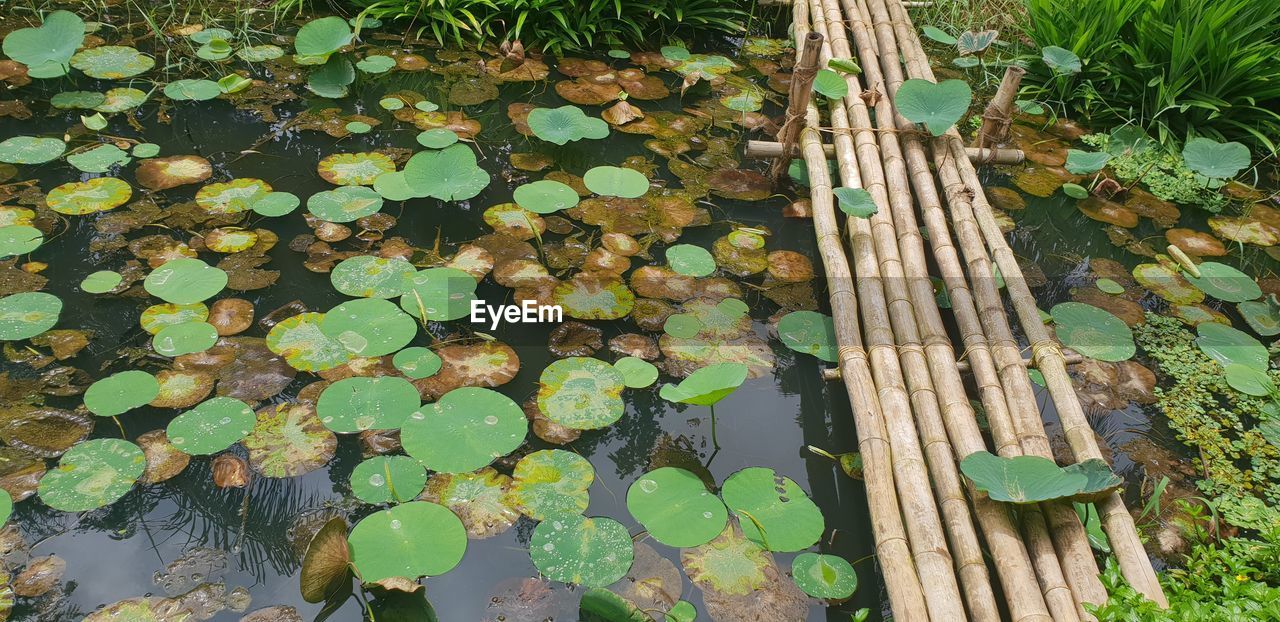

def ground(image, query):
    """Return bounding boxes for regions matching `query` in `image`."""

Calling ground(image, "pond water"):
[0,16,882,621]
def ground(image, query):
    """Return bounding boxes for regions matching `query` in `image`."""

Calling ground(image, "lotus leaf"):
[960,451,1088,503]
[530,513,634,588]
[1,11,84,78]
[401,387,527,473]
[922,26,958,45]
[94,87,148,113]
[508,449,594,520]
[680,524,770,596]
[308,186,384,223]
[1061,458,1124,502]
[659,362,748,406]
[1239,295,1280,337]
[583,166,649,198]
[144,258,228,304]
[527,106,609,145]
[265,312,353,371]
[164,79,221,101]
[38,438,145,512]
[1196,322,1267,371]
[579,588,649,622]
[250,192,300,216]
[627,467,727,548]
[70,46,154,79]
[153,321,218,356]
[833,187,877,218]
[1064,149,1111,175]
[956,29,998,54]
[514,180,580,214]
[400,144,491,201]
[721,467,822,552]
[136,155,213,191]
[1050,302,1134,362]
[393,347,443,379]
[167,397,255,455]
[331,255,415,298]
[46,177,132,215]
[321,297,416,357]
[894,79,972,136]
[317,152,396,186]
[552,274,634,320]
[811,69,847,99]
[1182,138,1251,179]
[294,16,353,59]
[777,310,838,362]
[347,501,467,583]
[196,178,272,214]
[1186,261,1261,303]
[300,517,350,603]
[80,270,122,293]
[0,225,41,257]
[243,402,337,477]
[85,370,159,417]
[536,357,627,430]
[398,267,478,321]
[66,144,129,173]
[350,456,427,504]
[1041,46,1081,74]
[0,137,65,164]
[1224,363,1276,397]
[50,91,104,109]
[420,467,519,538]
[416,128,458,149]
[140,302,208,334]
[357,55,395,74]
[316,376,420,433]
[672,54,736,81]
[238,45,285,62]
[613,357,658,388]
[790,553,857,600]
[666,244,716,277]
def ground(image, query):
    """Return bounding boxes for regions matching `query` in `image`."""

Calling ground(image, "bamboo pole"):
[828,1,1065,621]
[806,2,984,620]
[856,0,1106,618]
[878,0,1167,609]
[771,31,825,181]
[975,66,1025,152]
[789,0,931,618]
[745,140,1025,164]
[820,351,1086,380]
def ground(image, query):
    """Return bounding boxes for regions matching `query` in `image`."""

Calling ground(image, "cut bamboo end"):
[746,140,1025,165]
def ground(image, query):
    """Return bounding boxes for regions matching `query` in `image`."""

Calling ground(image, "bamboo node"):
[1029,339,1063,364]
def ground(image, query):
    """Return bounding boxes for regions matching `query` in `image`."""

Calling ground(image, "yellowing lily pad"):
[243,402,337,478]
[46,177,132,215]
[317,152,396,186]
[195,178,272,214]
[265,312,353,372]
[507,449,594,520]
[536,357,626,430]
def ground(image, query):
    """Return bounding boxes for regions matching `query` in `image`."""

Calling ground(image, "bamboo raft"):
[776,0,1169,619]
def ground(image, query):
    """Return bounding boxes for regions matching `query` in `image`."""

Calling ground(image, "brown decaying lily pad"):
[136,156,213,191]
[631,265,697,301]
[765,250,813,283]
[1208,216,1280,247]
[13,554,65,597]
[216,336,296,402]
[707,169,770,201]
[523,396,580,445]
[0,406,92,458]
[1079,197,1138,228]
[150,369,217,408]
[548,321,604,358]
[208,298,255,335]
[510,152,553,172]
[242,606,304,622]
[137,429,191,484]
[987,186,1026,211]
[414,341,520,400]
[1123,189,1180,228]
[213,454,250,488]
[1165,228,1226,257]
[609,333,660,360]
[0,446,45,502]
[1071,287,1145,327]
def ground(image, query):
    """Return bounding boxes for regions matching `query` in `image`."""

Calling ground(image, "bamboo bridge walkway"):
[765,0,1169,620]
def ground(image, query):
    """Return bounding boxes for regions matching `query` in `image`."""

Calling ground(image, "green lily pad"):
[894,78,972,136]
[508,449,594,520]
[627,467,727,547]
[530,513,634,588]
[833,187,878,218]
[1239,295,1280,337]
[401,387,527,473]
[331,255,416,299]
[294,16,353,59]
[0,489,9,523]
[514,180,580,214]
[250,191,300,216]
[1182,138,1251,179]
[393,347,443,379]
[243,403,337,477]
[613,357,658,388]
[0,225,41,257]
[1050,302,1134,362]
[672,54,736,81]
[527,105,610,145]
[1096,278,1124,295]
[357,54,396,74]
[1064,149,1111,175]
[536,357,627,430]
[659,362,748,406]
[321,298,416,357]
[1061,458,1124,503]
[164,79,222,101]
[777,310,838,362]
[1197,322,1268,371]
[316,376,420,433]
[400,144,491,201]
[144,258,228,304]
[398,267,478,322]
[347,501,467,583]
[1186,261,1261,303]
[350,455,428,504]
[38,438,145,512]
[0,137,65,164]
[132,143,159,156]
[0,292,61,341]
[791,553,857,600]
[46,177,132,215]
[51,91,105,109]
[579,588,649,622]
[411,128,456,149]
[166,397,255,455]
[85,370,160,417]
[811,69,847,99]
[237,44,285,62]
[666,244,716,277]
[1,10,84,78]
[265,312,353,372]
[721,467,823,552]
[152,321,218,356]
[583,166,649,198]
[93,87,148,113]
[66,144,130,173]
[81,270,122,293]
[308,186,384,223]
[1224,363,1276,397]
[70,45,154,79]
[420,468,521,540]
[960,451,1087,504]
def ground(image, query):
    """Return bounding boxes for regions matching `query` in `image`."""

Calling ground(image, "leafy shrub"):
[284,0,748,54]
[1023,0,1280,154]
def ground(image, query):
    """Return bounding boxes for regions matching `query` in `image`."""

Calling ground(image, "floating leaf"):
[38,439,145,512]
[1,11,85,78]
[1197,322,1267,371]
[659,362,748,406]
[401,387,527,473]
[583,166,649,198]
[152,321,218,356]
[250,191,300,216]
[537,357,627,430]
[1186,261,1261,303]
[316,376,420,433]
[721,467,823,552]
[1050,302,1134,362]
[136,155,212,191]
[330,255,416,299]
[243,402,337,478]
[530,513,634,588]
[1224,363,1276,397]
[680,524,769,596]
[1096,278,1124,295]
[351,456,427,504]
[265,312,352,372]
[960,451,1087,504]
[167,397,255,455]
[357,54,395,74]
[777,310,837,362]
[80,270,122,293]
[400,144,491,201]
[398,267,478,321]
[508,449,594,520]
[144,258,228,304]
[46,177,132,215]
[514,180,580,214]
[579,588,649,622]
[811,69,847,99]
[1239,295,1280,337]
[791,553,857,600]
[196,178,272,214]
[393,347,443,379]
[1182,138,1251,179]
[553,274,635,321]
[294,16,353,59]
[0,225,41,257]
[1064,149,1111,175]
[1061,458,1124,502]
[921,26,958,45]
[421,467,519,538]
[627,467,727,547]
[308,186,384,223]
[50,91,104,110]
[0,137,65,164]
[895,79,972,136]
[833,187,877,218]
[70,45,154,79]
[348,501,467,583]
[667,244,716,277]
[164,79,222,101]
[317,152,396,186]
[321,297,416,356]
[527,105,610,145]
[0,292,61,341]
[614,357,658,388]
[85,370,160,417]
